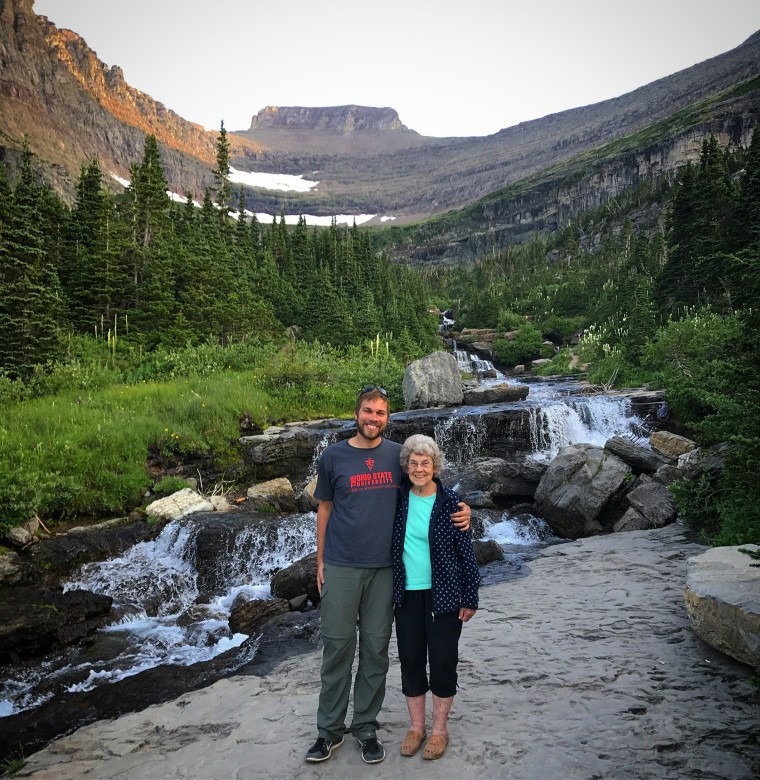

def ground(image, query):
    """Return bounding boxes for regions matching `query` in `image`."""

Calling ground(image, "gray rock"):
[604,435,668,474]
[5,526,32,548]
[534,444,632,538]
[271,551,319,605]
[612,474,677,532]
[473,539,504,565]
[462,383,529,405]
[453,457,546,503]
[402,351,463,409]
[228,598,291,637]
[652,464,684,486]
[623,474,677,527]
[684,545,760,667]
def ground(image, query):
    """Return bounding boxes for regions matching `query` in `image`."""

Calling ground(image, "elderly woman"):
[391,434,480,760]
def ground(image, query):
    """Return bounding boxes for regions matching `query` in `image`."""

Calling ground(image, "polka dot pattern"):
[392,477,480,614]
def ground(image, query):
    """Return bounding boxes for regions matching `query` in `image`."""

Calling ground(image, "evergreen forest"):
[0,127,759,546]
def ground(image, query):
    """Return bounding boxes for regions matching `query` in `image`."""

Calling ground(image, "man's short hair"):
[354,386,390,415]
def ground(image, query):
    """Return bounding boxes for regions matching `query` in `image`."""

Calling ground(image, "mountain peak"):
[248,105,414,135]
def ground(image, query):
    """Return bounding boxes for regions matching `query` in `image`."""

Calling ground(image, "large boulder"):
[684,545,760,667]
[612,474,678,532]
[402,352,463,409]
[534,444,632,538]
[462,384,529,405]
[453,457,546,504]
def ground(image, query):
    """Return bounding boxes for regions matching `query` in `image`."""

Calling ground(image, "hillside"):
[1,0,759,262]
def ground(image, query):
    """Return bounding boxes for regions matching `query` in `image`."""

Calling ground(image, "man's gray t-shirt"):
[315,438,402,568]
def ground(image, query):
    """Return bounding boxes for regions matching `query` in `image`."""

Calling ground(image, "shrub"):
[492,324,543,366]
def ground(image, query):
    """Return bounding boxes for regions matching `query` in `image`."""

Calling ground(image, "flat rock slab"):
[18,526,759,780]
[685,544,760,667]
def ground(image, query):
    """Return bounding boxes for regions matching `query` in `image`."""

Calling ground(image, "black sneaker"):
[305,735,344,763]
[359,736,385,764]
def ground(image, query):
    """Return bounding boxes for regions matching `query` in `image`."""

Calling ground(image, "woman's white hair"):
[399,434,445,474]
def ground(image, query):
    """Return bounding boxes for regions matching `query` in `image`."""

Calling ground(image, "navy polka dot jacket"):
[392,476,480,615]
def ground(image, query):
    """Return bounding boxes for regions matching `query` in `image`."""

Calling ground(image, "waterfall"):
[434,415,487,466]
[2,514,317,715]
[527,395,646,460]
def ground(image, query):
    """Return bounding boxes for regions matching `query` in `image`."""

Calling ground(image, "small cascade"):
[452,339,502,376]
[2,514,317,716]
[527,395,647,460]
[300,430,339,490]
[480,512,558,547]
[434,415,487,466]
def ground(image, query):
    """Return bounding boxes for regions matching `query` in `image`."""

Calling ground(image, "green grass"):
[0,339,407,531]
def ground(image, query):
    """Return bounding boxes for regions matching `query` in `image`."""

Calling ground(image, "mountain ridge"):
[1,0,759,263]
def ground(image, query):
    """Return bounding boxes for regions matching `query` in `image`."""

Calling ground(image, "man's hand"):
[459,607,476,622]
[317,559,325,595]
[451,501,471,532]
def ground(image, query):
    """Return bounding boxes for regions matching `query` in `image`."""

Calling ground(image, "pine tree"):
[213,121,232,224]
[0,142,60,376]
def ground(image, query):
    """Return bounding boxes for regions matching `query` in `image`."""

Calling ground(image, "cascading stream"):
[0,376,654,720]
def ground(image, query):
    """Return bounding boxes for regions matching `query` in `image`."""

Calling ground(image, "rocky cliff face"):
[0,0,262,199]
[249,105,412,134]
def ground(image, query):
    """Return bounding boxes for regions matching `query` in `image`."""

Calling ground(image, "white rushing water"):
[0,514,317,716]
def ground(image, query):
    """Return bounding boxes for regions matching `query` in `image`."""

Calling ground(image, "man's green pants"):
[317,563,394,742]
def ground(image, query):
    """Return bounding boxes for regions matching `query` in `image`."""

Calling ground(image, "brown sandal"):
[400,729,426,757]
[422,734,449,760]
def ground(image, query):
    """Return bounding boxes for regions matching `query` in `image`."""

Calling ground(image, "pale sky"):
[35,0,760,138]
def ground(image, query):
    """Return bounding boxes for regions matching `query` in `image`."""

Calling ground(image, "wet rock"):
[684,545,760,667]
[462,383,529,405]
[271,552,319,605]
[534,444,631,538]
[473,539,504,565]
[29,520,160,578]
[402,351,463,409]
[190,513,283,598]
[229,597,291,636]
[0,587,112,662]
[452,457,546,503]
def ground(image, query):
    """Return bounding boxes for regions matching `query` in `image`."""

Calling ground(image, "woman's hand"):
[459,608,476,622]
[451,501,471,531]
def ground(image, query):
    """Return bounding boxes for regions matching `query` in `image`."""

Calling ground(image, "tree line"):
[428,129,760,544]
[0,128,438,380]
